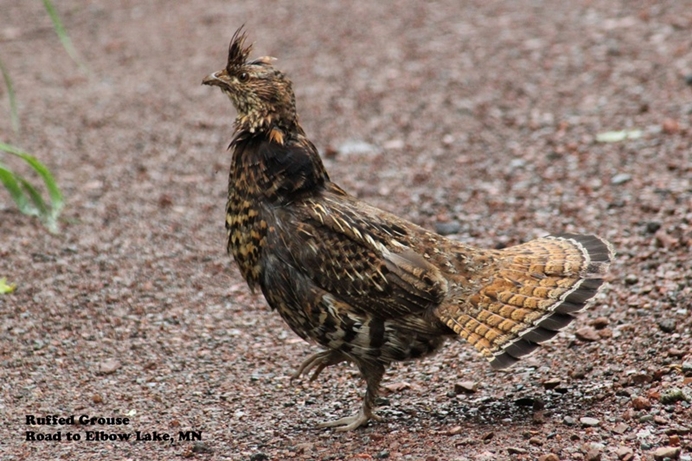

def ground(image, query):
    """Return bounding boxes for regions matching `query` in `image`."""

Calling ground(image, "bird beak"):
[202,71,222,86]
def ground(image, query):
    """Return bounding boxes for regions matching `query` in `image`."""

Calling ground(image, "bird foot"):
[317,408,382,432]
[291,350,345,382]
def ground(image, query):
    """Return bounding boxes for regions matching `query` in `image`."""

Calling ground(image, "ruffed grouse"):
[203,28,614,431]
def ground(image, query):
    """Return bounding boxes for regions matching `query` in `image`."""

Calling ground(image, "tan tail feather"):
[438,234,614,369]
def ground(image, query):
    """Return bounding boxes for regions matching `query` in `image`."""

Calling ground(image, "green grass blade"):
[0,56,19,133]
[0,163,35,215]
[42,0,89,73]
[0,141,64,219]
[16,174,50,219]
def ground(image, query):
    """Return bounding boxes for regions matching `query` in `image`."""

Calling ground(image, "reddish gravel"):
[1,1,691,460]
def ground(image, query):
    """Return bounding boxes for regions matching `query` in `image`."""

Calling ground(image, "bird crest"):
[226,27,252,72]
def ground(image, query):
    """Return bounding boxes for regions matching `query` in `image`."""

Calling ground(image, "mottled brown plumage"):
[203,28,615,431]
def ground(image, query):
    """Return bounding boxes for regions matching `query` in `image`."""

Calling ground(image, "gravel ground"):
[1,1,691,460]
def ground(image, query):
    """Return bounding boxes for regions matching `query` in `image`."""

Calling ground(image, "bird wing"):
[269,189,449,321]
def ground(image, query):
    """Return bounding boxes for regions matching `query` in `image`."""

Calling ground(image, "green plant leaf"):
[17,174,50,219]
[42,0,89,74]
[0,142,64,232]
[0,142,64,215]
[0,277,16,294]
[0,56,19,133]
[0,163,36,215]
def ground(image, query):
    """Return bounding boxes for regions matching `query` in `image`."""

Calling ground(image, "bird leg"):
[317,360,385,431]
[291,350,347,382]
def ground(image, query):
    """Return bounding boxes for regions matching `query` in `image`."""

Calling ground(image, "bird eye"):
[239,72,249,82]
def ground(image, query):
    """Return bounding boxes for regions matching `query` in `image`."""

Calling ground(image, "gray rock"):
[658,318,676,333]
[681,360,692,377]
[611,173,632,185]
[435,220,461,236]
[646,221,662,233]
[580,417,600,427]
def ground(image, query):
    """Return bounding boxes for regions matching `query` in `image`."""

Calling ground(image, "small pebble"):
[448,426,463,435]
[624,274,638,285]
[529,437,543,446]
[585,448,602,461]
[654,415,668,425]
[654,229,678,248]
[514,397,535,407]
[435,220,461,236]
[570,367,590,379]
[646,221,662,233]
[580,417,600,427]
[589,317,610,329]
[654,446,681,461]
[475,452,495,461]
[666,425,691,435]
[383,139,404,150]
[681,360,692,377]
[661,388,690,404]
[612,422,629,434]
[563,416,576,426]
[658,318,677,333]
[668,348,686,358]
[575,327,600,342]
[294,442,314,453]
[538,454,560,461]
[662,118,680,134]
[191,442,214,454]
[98,359,121,375]
[598,328,613,339]
[507,447,528,454]
[616,446,633,460]
[632,396,651,410]
[631,372,652,384]
[542,378,561,390]
[454,381,477,394]
[611,173,632,185]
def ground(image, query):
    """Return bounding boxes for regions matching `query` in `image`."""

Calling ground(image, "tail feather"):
[437,233,614,369]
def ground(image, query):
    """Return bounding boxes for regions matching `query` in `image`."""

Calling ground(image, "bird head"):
[203,28,298,135]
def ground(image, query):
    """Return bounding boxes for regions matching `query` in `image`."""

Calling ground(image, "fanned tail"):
[437,233,615,369]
